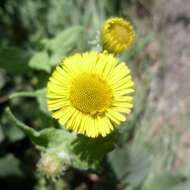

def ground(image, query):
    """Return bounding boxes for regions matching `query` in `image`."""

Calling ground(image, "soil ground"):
[136,0,190,175]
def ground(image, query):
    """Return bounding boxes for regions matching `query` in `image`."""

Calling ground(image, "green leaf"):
[6,107,96,170]
[35,128,75,149]
[0,154,23,177]
[35,88,49,115]
[5,107,70,149]
[1,111,26,142]
[6,107,39,142]
[108,145,151,188]
[3,123,25,142]
[6,108,117,170]
[9,88,49,115]
[44,26,83,52]
[71,132,118,162]
[141,172,187,190]
[0,47,30,74]
[29,51,51,73]
[70,132,118,170]
[43,26,83,66]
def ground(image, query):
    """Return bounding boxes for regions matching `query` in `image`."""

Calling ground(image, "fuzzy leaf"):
[43,26,83,66]
[29,51,51,73]
[6,107,97,170]
[108,145,151,188]
[70,132,118,170]
[9,88,49,115]
[6,107,71,149]
[35,88,49,115]
[6,109,90,170]
[0,154,23,177]
[3,123,25,142]
[6,108,117,170]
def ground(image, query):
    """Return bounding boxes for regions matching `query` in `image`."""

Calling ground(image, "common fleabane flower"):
[47,51,134,138]
[101,17,135,53]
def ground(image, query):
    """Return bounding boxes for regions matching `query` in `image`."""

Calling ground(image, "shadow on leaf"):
[71,131,119,165]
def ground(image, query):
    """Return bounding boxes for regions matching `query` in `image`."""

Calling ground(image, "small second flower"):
[101,17,135,53]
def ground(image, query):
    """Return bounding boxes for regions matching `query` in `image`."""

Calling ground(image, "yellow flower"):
[101,17,135,53]
[47,51,134,138]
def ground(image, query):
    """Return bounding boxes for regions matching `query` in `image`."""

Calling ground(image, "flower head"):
[38,150,71,179]
[101,17,135,53]
[38,153,63,178]
[47,51,134,138]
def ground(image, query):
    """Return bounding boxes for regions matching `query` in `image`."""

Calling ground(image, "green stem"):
[5,107,39,139]
[9,92,38,99]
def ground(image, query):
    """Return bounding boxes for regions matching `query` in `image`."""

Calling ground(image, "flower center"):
[111,24,130,43]
[70,73,112,116]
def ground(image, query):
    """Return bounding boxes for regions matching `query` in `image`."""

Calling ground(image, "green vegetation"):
[0,0,189,189]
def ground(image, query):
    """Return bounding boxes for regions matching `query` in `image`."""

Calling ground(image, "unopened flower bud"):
[38,152,69,178]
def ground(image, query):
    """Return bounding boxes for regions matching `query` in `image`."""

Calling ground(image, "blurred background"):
[0,0,190,189]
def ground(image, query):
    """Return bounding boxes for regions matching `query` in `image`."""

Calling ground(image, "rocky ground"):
[136,0,190,175]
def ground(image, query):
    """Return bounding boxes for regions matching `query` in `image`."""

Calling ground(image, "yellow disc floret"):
[101,17,135,53]
[70,73,112,116]
[47,51,134,138]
